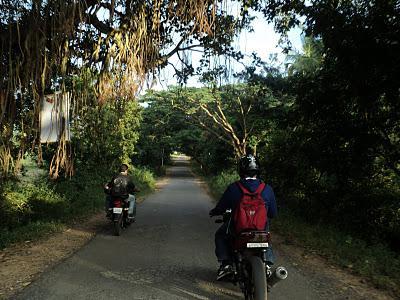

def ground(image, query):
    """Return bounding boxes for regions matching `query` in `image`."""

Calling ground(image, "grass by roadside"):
[0,221,65,250]
[274,210,400,297]
[192,165,400,298]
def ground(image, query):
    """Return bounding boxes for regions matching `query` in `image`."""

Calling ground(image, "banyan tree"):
[0,0,253,178]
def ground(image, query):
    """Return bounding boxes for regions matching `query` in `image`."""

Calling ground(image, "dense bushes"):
[130,167,156,193]
[207,170,238,199]
[256,117,400,247]
[273,209,400,296]
[0,181,66,229]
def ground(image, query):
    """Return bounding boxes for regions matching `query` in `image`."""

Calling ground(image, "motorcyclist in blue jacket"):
[209,154,277,280]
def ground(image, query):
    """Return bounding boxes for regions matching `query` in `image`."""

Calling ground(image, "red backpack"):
[233,181,267,234]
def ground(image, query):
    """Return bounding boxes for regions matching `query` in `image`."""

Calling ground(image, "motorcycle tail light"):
[113,199,122,208]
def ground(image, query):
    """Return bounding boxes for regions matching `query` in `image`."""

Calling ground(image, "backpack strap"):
[236,181,266,195]
[254,182,266,195]
[236,181,249,194]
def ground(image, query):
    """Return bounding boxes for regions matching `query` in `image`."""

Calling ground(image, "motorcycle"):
[104,184,136,236]
[108,196,134,236]
[214,210,288,300]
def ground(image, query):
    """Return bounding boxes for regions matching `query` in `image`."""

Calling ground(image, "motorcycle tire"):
[248,256,268,300]
[113,214,122,236]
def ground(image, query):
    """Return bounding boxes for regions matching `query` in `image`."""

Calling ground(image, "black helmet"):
[119,164,129,173]
[238,154,260,177]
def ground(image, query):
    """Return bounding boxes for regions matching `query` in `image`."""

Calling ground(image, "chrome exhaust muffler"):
[268,266,288,288]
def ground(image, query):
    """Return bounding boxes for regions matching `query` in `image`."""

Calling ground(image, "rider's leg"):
[128,194,136,219]
[215,222,232,264]
[105,195,112,216]
[266,246,275,265]
[265,220,275,265]
[215,223,234,280]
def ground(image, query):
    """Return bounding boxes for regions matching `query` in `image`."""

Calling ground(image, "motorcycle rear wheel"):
[247,256,268,300]
[113,214,122,236]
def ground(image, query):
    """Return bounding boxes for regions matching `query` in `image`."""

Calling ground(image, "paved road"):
[14,158,367,300]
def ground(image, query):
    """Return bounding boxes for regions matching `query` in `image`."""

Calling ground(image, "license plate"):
[247,242,269,248]
[113,207,123,213]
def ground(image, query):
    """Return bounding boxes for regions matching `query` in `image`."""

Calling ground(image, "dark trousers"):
[215,222,232,262]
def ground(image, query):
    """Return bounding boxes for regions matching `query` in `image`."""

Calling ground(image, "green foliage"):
[26,183,68,221]
[134,91,180,169]
[255,18,400,244]
[72,100,142,168]
[207,170,239,199]
[0,182,31,229]
[286,37,324,76]
[130,167,156,194]
[274,209,400,297]
[118,101,142,163]
[53,166,111,216]
[0,181,67,228]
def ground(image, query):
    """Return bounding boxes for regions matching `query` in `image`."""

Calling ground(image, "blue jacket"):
[213,178,277,219]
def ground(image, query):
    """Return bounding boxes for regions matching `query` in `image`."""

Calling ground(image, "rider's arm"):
[104,176,115,193]
[127,177,136,194]
[212,183,238,215]
[263,185,277,218]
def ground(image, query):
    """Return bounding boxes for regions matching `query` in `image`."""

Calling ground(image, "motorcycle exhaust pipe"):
[268,266,288,288]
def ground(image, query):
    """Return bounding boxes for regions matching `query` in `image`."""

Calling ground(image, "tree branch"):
[86,13,113,34]
[160,35,203,64]
[178,44,203,51]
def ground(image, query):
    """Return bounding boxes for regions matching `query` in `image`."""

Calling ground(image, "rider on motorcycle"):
[104,164,137,221]
[209,154,277,280]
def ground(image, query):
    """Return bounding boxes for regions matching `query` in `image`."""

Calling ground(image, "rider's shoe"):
[217,264,233,281]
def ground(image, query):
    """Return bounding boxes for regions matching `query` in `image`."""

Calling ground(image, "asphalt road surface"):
[13,158,370,300]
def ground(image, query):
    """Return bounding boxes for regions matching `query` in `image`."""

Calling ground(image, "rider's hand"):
[104,183,111,194]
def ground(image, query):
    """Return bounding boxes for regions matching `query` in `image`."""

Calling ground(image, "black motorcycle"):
[104,184,135,236]
[214,210,287,300]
